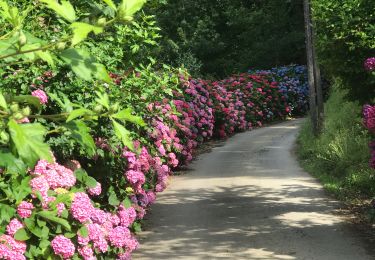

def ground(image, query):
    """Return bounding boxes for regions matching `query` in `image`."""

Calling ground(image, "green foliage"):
[297,83,375,200]
[311,0,375,101]
[148,0,305,77]
[8,120,52,167]
[0,0,149,257]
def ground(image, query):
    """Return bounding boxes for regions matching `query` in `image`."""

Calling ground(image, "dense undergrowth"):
[298,85,375,202]
[297,0,375,217]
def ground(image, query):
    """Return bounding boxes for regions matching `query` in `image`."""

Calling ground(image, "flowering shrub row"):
[362,58,375,169]
[0,65,308,259]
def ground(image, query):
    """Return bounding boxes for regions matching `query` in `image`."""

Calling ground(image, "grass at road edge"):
[296,84,375,224]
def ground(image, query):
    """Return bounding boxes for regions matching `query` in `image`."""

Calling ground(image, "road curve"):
[133,119,373,260]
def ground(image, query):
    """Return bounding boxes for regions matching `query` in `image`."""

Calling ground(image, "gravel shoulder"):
[133,119,375,260]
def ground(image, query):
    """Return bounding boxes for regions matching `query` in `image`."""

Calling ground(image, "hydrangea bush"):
[0,1,309,259]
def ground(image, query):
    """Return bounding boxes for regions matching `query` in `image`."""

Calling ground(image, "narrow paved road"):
[133,119,373,260]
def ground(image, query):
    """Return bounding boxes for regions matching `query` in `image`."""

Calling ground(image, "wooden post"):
[303,0,324,135]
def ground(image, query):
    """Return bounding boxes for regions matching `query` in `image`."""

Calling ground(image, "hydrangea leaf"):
[64,120,96,156]
[102,0,117,10]
[112,107,146,126]
[14,228,31,241]
[0,92,7,109]
[70,22,104,46]
[59,49,110,82]
[38,211,71,231]
[119,0,146,18]
[40,0,76,22]
[7,120,52,167]
[111,119,134,150]
[0,149,27,173]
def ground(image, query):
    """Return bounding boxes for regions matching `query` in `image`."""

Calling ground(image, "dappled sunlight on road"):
[133,120,373,260]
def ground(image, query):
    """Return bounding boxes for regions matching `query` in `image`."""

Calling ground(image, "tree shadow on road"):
[135,184,375,260]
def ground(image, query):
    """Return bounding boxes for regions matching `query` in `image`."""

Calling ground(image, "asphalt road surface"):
[133,119,374,260]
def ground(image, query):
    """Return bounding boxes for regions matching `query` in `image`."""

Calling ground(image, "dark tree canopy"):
[147,0,306,78]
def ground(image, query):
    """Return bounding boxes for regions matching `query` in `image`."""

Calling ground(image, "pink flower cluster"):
[363,105,375,132]
[363,105,375,169]
[0,219,26,259]
[31,89,48,104]
[0,67,310,259]
[364,57,375,72]
[51,235,75,259]
[30,159,76,207]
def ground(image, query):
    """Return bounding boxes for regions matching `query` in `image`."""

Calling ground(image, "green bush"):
[312,0,375,101]
[298,82,375,199]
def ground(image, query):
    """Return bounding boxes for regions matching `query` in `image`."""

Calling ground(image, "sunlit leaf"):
[8,120,52,167]
[70,22,104,46]
[111,119,134,150]
[40,0,76,22]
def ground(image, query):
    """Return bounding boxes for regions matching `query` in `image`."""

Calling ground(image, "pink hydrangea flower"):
[57,203,66,217]
[0,234,27,254]
[118,206,137,227]
[364,57,375,71]
[146,191,156,205]
[117,251,132,260]
[17,201,34,218]
[30,176,49,198]
[31,89,48,104]
[91,208,109,224]
[125,170,145,186]
[6,218,24,236]
[87,182,102,196]
[51,235,75,259]
[78,246,95,260]
[44,164,76,189]
[108,226,131,247]
[0,243,26,260]
[71,192,94,223]
[363,105,375,131]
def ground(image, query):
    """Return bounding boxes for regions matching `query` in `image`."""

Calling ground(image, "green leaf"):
[74,168,88,183]
[123,197,132,208]
[66,108,92,122]
[59,49,110,82]
[119,0,146,17]
[8,120,52,167]
[64,232,76,238]
[95,92,110,109]
[112,108,146,126]
[70,22,104,46]
[38,211,71,231]
[0,92,7,109]
[49,92,73,112]
[92,62,111,82]
[85,176,97,188]
[39,239,50,249]
[36,219,46,227]
[14,228,31,241]
[111,119,134,150]
[40,0,76,22]
[64,120,96,156]
[108,191,120,206]
[0,203,16,224]
[132,222,142,233]
[0,149,27,173]
[36,50,55,67]
[12,95,42,109]
[41,225,49,239]
[102,0,117,10]
[0,1,21,27]
[24,217,43,238]
[78,225,88,238]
